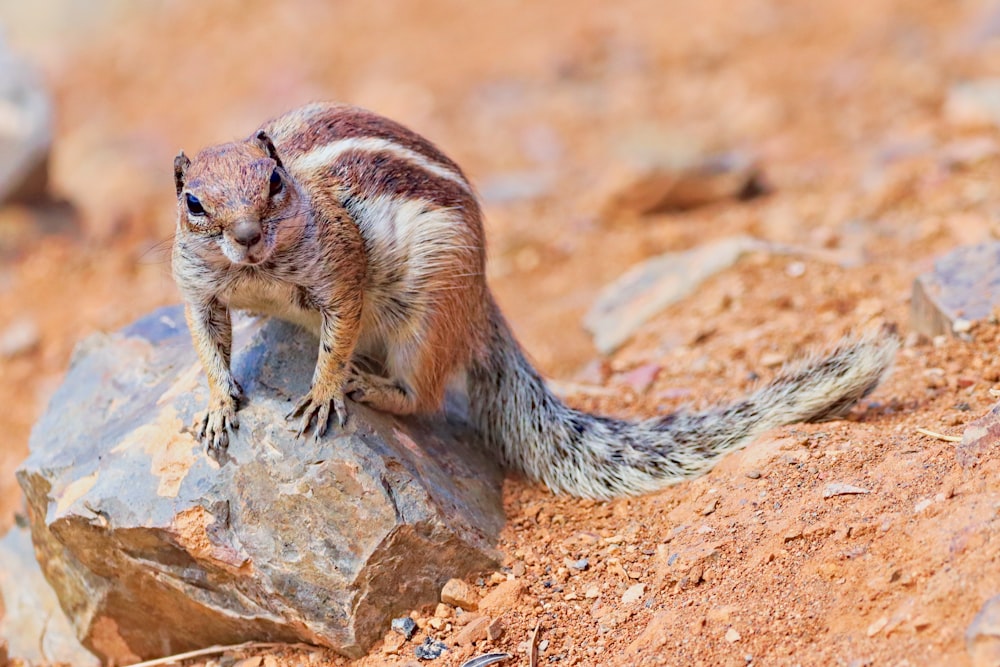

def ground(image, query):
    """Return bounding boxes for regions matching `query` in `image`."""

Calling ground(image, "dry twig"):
[529,620,542,667]
[127,642,309,667]
[915,427,962,443]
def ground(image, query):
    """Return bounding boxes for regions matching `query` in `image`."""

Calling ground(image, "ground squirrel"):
[171,102,898,499]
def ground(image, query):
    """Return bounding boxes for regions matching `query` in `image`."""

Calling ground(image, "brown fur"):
[173,102,898,498]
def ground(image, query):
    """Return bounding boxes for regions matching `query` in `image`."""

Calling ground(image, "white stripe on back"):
[288,136,471,192]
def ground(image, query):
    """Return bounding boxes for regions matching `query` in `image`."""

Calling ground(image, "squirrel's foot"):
[197,386,241,456]
[286,388,348,439]
[344,367,418,416]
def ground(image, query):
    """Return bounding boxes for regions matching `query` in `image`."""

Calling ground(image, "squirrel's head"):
[173,131,304,266]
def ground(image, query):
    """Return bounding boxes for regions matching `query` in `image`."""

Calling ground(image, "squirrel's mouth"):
[239,252,266,266]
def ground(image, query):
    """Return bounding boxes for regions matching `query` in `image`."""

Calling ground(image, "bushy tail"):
[468,299,898,499]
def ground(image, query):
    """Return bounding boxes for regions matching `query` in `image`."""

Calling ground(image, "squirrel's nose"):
[233,220,262,247]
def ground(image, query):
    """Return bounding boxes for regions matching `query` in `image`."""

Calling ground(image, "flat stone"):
[16,305,504,662]
[451,615,490,646]
[585,235,770,354]
[441,578,479,611]
[478,579,526,613]
[911,242,1000,338]
[823,483,871,498]
[0,38,51,204]
[621,583,646,605]
[957,401,1000,468]
[600,151,766,218]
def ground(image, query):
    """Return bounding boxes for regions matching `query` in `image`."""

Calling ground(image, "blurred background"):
[0,0,999,532]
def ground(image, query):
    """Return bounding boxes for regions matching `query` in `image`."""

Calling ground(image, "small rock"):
[967,594,1000,666]
[945,80,1000,129]
[701,498,719,516]
[600,151,765,217]
[585,586,600,599]
[478,579,525,613]
[725,627,741,642]
[392,617,418,640]
[434,603,452,619]
[486,617,505,641]
[622,583,646,605]
[452,615,491,647]
[414,637,448,660]
[823,483,871,498]
[0,40,52,205]
[441,579,479,611]
[759,352,786,368]
[745,470,762,479]
[0,317,38,357]
[617,363,661,394]
[511,561,526,577]
[914,499,933,514]
[867,617,889,637]
[911,243,1000,338]
[570,558,589,571]
[953,318,974,334]
[706,605,736,623]
[234,657,262,667]
[786,261,806,277]
[958,401,1000,467]
[783,528,804,543]
[382,631,407,654]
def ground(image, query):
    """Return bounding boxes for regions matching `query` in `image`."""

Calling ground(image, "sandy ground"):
[2,0,1000,664]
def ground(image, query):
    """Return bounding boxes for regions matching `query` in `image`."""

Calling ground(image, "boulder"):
[16,306,505,662]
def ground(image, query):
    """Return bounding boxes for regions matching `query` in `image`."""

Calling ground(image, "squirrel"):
[171,102,898,500]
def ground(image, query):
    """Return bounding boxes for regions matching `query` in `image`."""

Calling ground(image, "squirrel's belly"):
[226,279,322,335]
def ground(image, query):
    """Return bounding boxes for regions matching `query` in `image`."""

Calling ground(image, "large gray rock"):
[16,306,504,662]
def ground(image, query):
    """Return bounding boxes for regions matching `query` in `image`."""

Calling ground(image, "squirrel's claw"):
[286,390,348,439]
[198,400,239,456]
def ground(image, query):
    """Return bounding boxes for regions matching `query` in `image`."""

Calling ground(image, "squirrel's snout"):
[233,220,262,248]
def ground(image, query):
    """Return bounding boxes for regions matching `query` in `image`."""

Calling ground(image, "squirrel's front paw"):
[285,388,348,439]
[197,398,239,455]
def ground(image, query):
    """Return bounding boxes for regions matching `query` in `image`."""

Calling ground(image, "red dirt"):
[2,1,1000,665]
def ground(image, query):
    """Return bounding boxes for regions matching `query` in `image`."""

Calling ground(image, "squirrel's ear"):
[254,130,284,170]
[173,151,191,196]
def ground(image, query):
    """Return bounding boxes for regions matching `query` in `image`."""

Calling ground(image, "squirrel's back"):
[176,102,899,498]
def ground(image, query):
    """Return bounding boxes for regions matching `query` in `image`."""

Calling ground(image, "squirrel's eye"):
[269,169,283,197]
[185,193,206,216]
